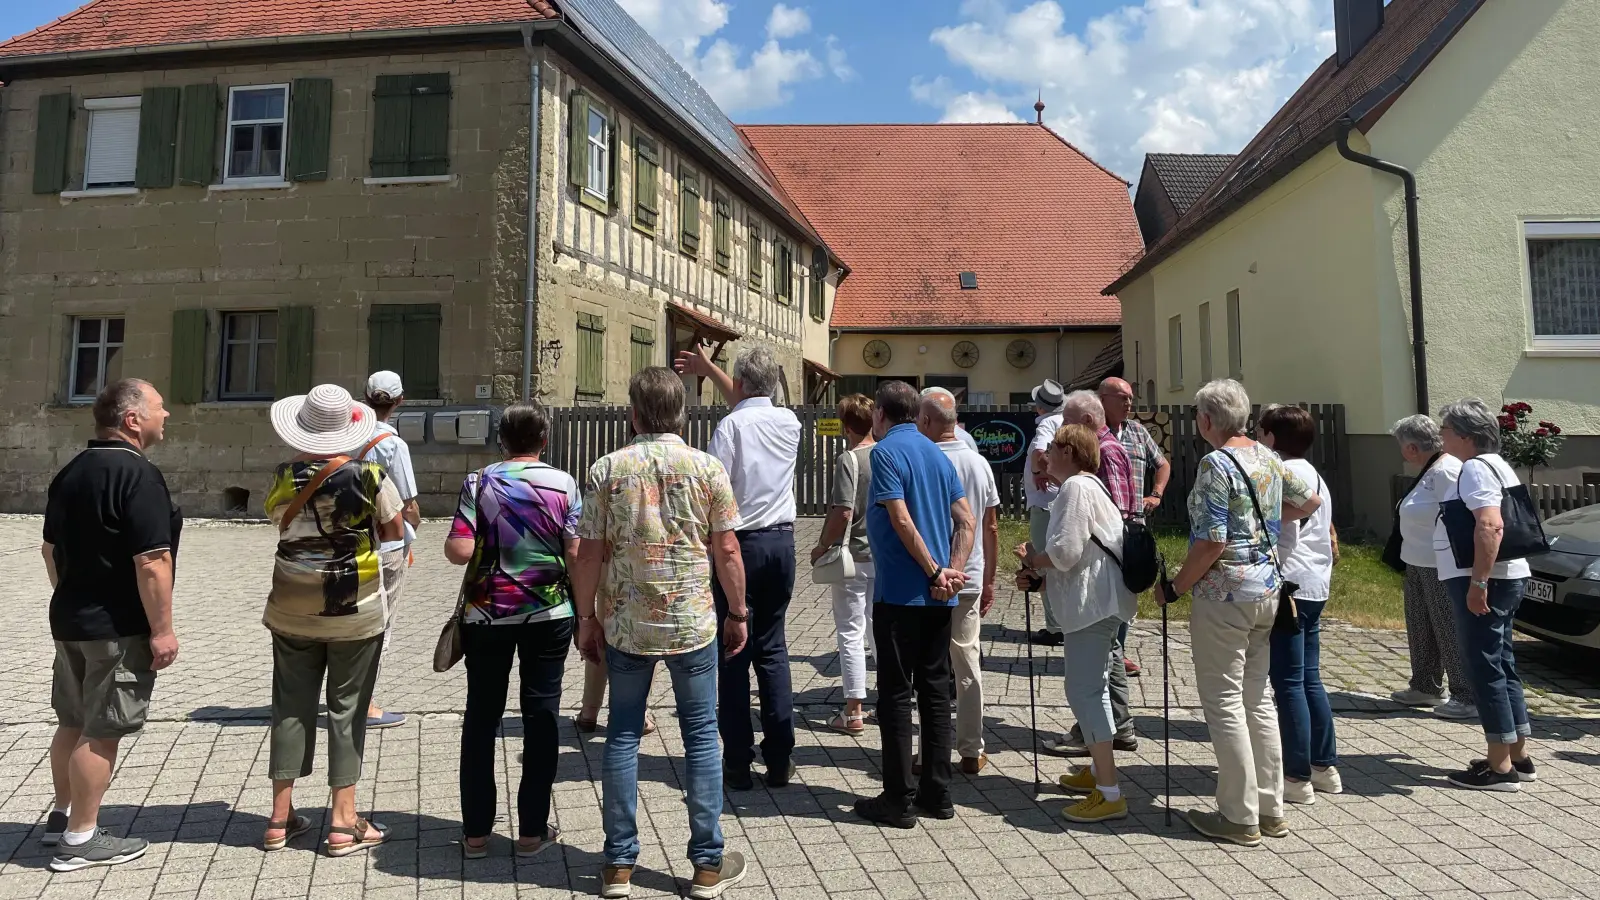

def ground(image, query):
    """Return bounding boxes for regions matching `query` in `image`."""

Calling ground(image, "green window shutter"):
[748,221,763,290]
[630,325,655,374]
[407,73,450,177]
[33,93,74,194]
[713,193,731,273]
[368,304,407,375]
[134,86,181,189]
[775,243,793,303]
[568,90,589,189]
[286,78,333,182]
[576,312,606,398]
[606,121,620,214]
[680,168,700,256]
[370,75,413,178]
[810,247,828,321]
[177,83,219,187]
[633,133,659,232]
[275,306,315,399]
[169,308,207,404]
[401,304,442,399]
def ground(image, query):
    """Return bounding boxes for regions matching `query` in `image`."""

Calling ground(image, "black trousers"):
[459,618,573,839]
[874,602,954,809]
[713,527,796,772]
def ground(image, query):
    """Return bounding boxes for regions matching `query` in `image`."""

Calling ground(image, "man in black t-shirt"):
[39,378,179,873]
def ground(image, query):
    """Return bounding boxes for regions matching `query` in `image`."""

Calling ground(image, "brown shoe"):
[601,865,634,898]
[960,753,988,775]
[689,850,747,899]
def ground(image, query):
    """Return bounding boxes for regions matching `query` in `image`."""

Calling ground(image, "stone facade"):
[0,40,830,516]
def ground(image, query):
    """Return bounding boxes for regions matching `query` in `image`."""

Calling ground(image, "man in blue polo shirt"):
[856,380,975,828]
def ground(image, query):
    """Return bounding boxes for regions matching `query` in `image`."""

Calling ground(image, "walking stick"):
[1023,586,1040,792]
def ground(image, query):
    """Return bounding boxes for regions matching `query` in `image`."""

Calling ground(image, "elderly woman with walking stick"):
[1157,380,1320,847]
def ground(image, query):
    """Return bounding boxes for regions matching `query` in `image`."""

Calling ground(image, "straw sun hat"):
[270,384,378,455]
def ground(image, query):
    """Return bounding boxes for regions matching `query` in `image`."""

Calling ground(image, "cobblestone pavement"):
[1,516,1598,900]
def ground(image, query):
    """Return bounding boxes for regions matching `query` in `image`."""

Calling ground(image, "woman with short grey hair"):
[1433,399,1538,791]
[1389,415,1473,718]
[1158,379,1320,846]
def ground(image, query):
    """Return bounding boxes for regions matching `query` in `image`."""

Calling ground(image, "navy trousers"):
[713,526,796,772]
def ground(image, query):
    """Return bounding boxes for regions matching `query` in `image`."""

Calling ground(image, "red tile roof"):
[741,123,1140,331]
[0,0,558,60]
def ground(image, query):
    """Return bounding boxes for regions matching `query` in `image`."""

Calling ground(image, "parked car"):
[1517,505,1600,650]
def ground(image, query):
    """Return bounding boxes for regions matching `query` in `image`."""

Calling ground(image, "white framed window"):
[220,311,278,399]
[1525,221,1600,350]
[225,84,289,184]
[586,106,611,201]
[1168,315,1183,391]
[83,96,141,189]
[70,316,125,401]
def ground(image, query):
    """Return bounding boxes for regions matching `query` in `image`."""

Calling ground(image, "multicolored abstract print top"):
[450,461,582,625]
[1186,442,1314,604]
[265,459,402,641]
[578,434,741,656]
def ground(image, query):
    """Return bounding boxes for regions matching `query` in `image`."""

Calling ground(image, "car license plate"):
[1524,579,1555,603]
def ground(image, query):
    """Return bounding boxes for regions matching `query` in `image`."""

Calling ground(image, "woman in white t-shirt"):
[1259,406,1341,806]
[1435,399,1537,791]
[1388,415,1474,718]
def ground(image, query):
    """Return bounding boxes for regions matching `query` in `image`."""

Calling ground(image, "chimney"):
[1335,0,1385,66]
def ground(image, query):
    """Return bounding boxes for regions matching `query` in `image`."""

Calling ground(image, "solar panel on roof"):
[557,0,779,196]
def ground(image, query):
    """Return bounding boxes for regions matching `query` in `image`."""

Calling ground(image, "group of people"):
[35,354,1544,887]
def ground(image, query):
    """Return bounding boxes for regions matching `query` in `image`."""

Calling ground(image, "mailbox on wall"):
[394,411,426,444]
[456,410,490,445]
[433,412,459,443]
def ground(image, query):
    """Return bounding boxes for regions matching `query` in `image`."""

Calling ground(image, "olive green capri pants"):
[269,633,383,787]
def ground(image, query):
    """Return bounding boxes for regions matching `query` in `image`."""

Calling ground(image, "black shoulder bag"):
[1220,450,1301,636]
[1438,457,1549,571]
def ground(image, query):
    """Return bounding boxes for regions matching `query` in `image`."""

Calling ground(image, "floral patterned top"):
[1187,442,1314,604]
[578,434,741,656]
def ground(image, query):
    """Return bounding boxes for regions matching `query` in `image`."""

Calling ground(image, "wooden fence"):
[544,403,1354,525]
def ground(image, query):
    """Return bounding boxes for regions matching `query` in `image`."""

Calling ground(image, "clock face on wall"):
[863,339,892,369]
[1006,339,1037,369]
[951,341,979,369]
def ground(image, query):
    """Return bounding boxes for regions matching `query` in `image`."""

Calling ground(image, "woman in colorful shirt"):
[1160,379,1319,848]
[263,384,404,857]
[445,403,581,859]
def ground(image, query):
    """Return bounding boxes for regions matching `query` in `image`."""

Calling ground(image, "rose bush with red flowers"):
[1499,401,1564,471]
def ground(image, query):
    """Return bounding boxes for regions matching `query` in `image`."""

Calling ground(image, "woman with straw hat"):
[260,384,405,857]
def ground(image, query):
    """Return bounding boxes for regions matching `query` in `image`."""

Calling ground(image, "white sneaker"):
[1284,779,1316,805]
[1390,688,1446,707]
[1310,766,1343,795]
[1434,698,1477,720]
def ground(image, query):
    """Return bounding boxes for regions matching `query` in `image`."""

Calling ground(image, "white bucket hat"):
[271,384,378,456]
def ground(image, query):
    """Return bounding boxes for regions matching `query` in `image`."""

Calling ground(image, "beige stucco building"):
[0,0,839,515]
[1110,0,1600,533]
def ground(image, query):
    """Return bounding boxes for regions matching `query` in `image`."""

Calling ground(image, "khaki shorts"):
[52,637,157,739]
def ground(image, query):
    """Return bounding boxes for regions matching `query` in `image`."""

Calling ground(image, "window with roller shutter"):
[83,97,141,189]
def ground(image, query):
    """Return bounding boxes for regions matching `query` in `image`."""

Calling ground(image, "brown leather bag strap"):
[358,432,392,458]
[277,455,353,533]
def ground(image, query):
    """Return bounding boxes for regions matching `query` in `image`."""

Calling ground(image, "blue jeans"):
[1444,577,1532,745]
[1269,599,1337,780]
[602,642,723,868]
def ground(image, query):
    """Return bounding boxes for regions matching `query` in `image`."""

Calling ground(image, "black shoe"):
[1470,756,1538,783]
[1031,629,1064,647]
[1448,759,1521,792]
[912,795,955,820]
[1113,733,1139,752]
[854,795,916,829]
[724,768,754,791]
[765,761,797,788]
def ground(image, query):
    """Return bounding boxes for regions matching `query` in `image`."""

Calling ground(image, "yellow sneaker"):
[1062,790,1128,824]
[1057,766,1098,796]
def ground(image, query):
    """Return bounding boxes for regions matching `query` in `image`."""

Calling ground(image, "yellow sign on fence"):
[816,418,842,437]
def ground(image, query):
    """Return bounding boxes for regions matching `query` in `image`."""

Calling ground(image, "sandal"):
[462,835,490,860]
[263,810,313,852]
[828,711,867,736]
[516,824,561,858]
[324,817,388,858]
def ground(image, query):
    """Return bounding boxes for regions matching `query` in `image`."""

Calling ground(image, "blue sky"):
[3,0,1338,180]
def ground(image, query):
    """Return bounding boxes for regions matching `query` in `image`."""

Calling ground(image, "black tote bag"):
[1438,457,1549,571]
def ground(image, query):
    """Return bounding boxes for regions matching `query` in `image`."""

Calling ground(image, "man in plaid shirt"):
[1098,377,1171,523]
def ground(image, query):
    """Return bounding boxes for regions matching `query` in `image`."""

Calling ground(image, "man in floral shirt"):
[572,366,751,900]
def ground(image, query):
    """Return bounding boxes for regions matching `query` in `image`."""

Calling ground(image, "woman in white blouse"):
[1389,415,1473,719]
[1015,423,1136,825]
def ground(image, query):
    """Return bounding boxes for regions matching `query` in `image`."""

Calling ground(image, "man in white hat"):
[1024,379,1067,646]
[355,371,420,729]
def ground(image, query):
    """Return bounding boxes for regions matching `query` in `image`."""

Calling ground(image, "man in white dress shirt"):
[676,343,802,791]
[1024,379,1066,646]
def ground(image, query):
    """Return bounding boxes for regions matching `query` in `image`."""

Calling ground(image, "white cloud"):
[767,4,811,40]
[910,77,1021,123]
[617,0,848,114]
[919,0,1335,177]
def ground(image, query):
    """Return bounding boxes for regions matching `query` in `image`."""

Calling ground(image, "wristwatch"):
[1471,579,1489,591]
